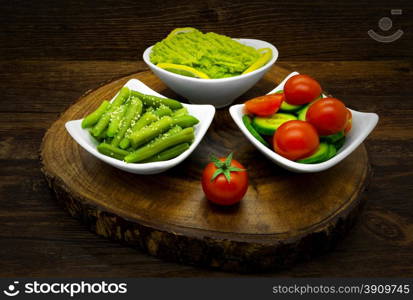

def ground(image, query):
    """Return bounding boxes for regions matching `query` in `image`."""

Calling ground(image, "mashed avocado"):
[150,28,261,79]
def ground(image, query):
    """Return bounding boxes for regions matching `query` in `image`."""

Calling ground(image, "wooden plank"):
[0,0,411,61]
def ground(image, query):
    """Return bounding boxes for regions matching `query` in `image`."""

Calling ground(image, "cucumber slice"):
[252,113,297,135]
[297,143,329,164]
[321,131,345,143]
[296,95,324,121]
[242,115,270,147]
[326,144,337,160]
[334,137,346,151]
[280,101,303,112]
[297,104,310,121]
[272,90,303,112]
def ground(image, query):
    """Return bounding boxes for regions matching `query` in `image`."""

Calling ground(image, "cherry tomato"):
[245,94,283,117]
[284,74,322,105]
[306,97,348,136]
[344,108,352,135]
[273,120,319,161]
[202,153,248,206]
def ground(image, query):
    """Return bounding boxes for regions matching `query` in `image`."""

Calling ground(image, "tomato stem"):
[209,152,245,182]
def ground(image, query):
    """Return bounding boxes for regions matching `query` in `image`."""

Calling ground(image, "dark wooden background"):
[0,0,412,277]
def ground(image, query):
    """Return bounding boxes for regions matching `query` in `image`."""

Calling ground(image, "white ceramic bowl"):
[143,38,278,108]
[230,72,379,173]
[66,79,215,174]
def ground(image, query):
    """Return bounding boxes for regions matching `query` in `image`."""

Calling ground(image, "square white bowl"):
[65,79,215,174]
[229,72,379,173]
[143,38,278,108]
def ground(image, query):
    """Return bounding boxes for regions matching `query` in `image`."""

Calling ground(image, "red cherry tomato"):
[344,108,352,135]
[245,94,283,116]
[284,74,322,105]
[202,154,248,206]
[306,97,348,136]
[273,120,319,161]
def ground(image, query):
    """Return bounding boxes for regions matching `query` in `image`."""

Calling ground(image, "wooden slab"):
[40,66,370,272]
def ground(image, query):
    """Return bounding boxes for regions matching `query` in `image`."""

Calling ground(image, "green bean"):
[142,143,190,163]
[143,106,155,113]
[130,90,182,110]
[119,140,131,150]
[112,87,131,107]
[153,105,173,117]
[119,112,158,149]
[91,87,130,137]
[129,116,174,148]
[106,104,127,137]
[166,125,183,135]
[125,127,194,163]
[91,112,112,137]
[97,143,130,160]
[111,98,143,147]
[173,115,199,128]
[82,100,110,128]
[95,128,108,141]
[172,107,188,118]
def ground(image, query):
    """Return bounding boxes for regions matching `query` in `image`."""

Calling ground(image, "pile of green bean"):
[81,87,198,163]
